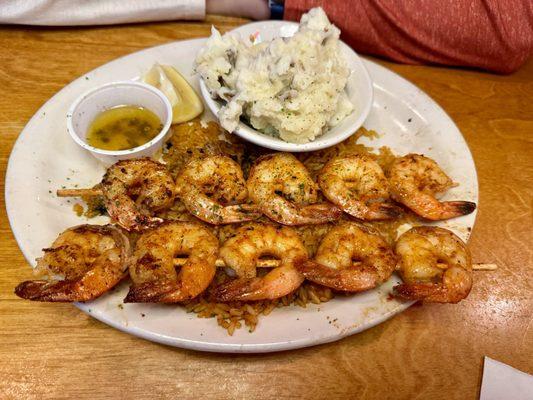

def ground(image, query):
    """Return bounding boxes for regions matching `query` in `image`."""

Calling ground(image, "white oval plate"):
[5,22,478,353]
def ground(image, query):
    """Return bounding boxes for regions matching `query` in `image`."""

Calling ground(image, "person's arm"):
[207,0,269,20]
[284,0,533,74]
[0,0,270,26]
[0,0,205,25]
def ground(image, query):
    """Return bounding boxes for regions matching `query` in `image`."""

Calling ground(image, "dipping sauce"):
[86,105,163,151]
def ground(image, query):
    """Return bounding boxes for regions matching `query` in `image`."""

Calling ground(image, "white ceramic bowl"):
[67,81,172,165]
[199,21,373,152]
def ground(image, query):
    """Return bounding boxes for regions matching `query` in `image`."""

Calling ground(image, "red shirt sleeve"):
[284,0,533,73]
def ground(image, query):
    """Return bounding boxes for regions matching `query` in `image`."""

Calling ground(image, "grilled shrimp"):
[247,153,341,225]
[125,222,218,302]
[175,155,261,225]
[101,158,176,231]
[388,154,476,220]
[297,223,396,292]
[393,226,472,303]
[211,224,307,301]
[318,155,402,220]
[15,224,130,302]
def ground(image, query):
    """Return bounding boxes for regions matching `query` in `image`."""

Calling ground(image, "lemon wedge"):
[142,64,203,124]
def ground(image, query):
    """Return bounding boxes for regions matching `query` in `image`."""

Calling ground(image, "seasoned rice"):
[184,270,334,334]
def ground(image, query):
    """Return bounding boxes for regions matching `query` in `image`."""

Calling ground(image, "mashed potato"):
[195,7,353,143]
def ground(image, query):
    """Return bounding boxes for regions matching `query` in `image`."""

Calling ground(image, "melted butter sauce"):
[86,105,162,151]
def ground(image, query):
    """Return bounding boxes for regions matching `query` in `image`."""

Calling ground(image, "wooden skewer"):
[57,188,102,197]
[171,257,497,271]
[471,263,498,271]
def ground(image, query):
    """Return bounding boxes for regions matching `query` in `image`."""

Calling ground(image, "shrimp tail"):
[15,279,102,302]
[296,260,378,292]
[393,282,468,304]
[126,278,215,303]
[210,278,264,302]
[124,281,180,303]
[366,202,403,220]
[448,201,477,216]
[425,201,477,221]
[15,280,63,301]
[393,282,436,300]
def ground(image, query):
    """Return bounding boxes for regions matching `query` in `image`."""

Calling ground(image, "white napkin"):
[480,356,533,400]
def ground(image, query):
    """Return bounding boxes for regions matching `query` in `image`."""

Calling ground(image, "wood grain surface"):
[1,16,532,400]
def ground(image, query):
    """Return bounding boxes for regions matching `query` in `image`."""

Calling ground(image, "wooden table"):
[1,16,531,400]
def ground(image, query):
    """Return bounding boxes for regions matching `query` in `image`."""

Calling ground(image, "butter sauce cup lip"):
[66,81,173,157]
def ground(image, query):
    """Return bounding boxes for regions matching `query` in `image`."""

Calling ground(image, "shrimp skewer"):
[211,224,308,301]
[56,159,177,231]
[101,159,176,231]
[318,155,402,220]
[125,222,218,303]
[296,223,397,292]
[388,154,476,220]
[175,155,261,225]
[393,226,473,303]
[247,153,341,226]
[15,224,131,302]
